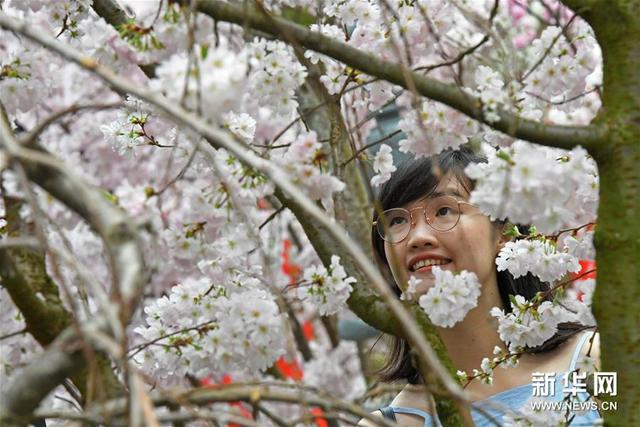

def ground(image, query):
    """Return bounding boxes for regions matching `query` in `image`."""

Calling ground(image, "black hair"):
[371,146,591,384]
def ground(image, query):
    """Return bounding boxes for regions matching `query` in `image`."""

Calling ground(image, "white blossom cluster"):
[458,358,497,386]
[134,275,287,380]
[209,148,274,218]
[459,345,522,386]
[304,23,350,95]
[246,39,307,118]
[491,295,573,351]
[400,275,422,302]
[120,2,219,64]
[8,0,93,36]
[276,131,346,209]
[100,96,176,156]
[370,143,396,187]
[523,24,602,125]
[151,45,248,120]
[397,97,478,158]
[473,65,509,123]
[313,2,381,97]
[222,111,257,143]
[418,268,481,328]
[561,230,595,261]
[559,278,597,327]
[0,33,56,114]
[303,341,366,400]
[466,141,599,234]
[297,255,356,316]
[496,239,581,284]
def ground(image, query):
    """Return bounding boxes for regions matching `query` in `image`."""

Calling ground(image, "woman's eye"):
[436,206,454,216]
[388,216,408,226]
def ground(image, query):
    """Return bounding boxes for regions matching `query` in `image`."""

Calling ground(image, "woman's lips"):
[413,262,451,274]
[415,265,434,273]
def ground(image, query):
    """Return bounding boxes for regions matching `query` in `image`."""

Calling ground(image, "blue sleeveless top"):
[379,332,601,426]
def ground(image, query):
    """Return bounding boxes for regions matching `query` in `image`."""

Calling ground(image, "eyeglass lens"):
[377,196,462,243]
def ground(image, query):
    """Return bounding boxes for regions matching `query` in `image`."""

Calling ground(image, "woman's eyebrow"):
[425,189,467,199]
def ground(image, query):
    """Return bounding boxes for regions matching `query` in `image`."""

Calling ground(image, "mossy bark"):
[577,1,640,424]
[0,196,124,406]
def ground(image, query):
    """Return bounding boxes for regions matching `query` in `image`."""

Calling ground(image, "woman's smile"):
[408,254,452,272]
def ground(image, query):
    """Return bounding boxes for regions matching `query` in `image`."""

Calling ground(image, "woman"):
[360,147,600,426]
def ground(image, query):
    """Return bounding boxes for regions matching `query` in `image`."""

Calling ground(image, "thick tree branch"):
[91,0,157,78]
[0,135,147,330]
[0,327,86,427]
[92,0,129,26]
[0,12,473,422]
[33,409,256,427]
[0,197,125,406]
[0,102,146,423]
[193,0,607,151]
[0,197,73,344]
[55,383,397,427]
[559,1,598,22]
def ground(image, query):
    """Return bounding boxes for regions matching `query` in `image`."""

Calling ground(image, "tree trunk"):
[582,0,640,424]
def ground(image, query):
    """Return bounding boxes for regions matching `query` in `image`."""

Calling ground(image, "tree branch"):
[0,114,147,330]
[0,99,146,422]
[558,1,598,22]
[0,195,125,409]
[0,321,111,427]
[73,383,398,427]
[91,0,157,78]
[193,0,607,151]
[0,196,72,345]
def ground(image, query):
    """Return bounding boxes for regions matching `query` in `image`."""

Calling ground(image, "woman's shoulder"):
[536,329,600,373]
[562,329,600,369]
[572,329,601,371]
[357,410,385,427]
[357,384,434,427]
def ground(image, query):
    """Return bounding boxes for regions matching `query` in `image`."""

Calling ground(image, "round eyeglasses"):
[373,196,477,244]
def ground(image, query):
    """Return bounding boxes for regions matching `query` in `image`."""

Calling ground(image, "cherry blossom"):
[298,255,356,316]
[370,143,396,187]
[418,268,481,328]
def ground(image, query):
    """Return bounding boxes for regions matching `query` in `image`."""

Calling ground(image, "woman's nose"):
[406,214,439,248]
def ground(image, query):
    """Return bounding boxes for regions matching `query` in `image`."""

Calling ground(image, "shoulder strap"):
[378,406,397,422]
[568,331,593,371]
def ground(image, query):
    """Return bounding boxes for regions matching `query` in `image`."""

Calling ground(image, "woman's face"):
[383,174,503,298]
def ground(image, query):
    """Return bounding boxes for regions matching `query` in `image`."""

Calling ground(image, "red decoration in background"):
[256,197,270,210]
[302,319,315,342]
[200,375,215,387]
[276,356,304,381]
[273,241,328,425]
[281,239,301,285]
[202,368,329,426]
[574,260,596,302]
[310,408,329,427]
[576,260,596,280]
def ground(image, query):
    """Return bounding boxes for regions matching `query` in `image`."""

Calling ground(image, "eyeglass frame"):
[372,196,478,244]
